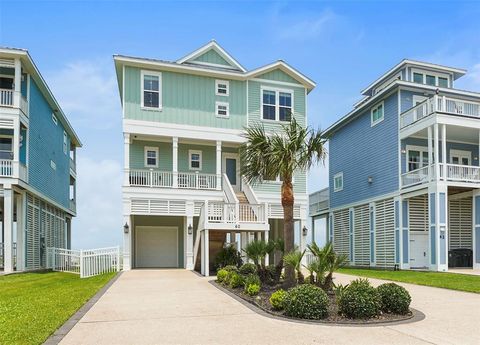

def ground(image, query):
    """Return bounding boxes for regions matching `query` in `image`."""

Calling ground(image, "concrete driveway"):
[60,270,480,345]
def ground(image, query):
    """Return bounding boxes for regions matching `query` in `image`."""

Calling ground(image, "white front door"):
[410,232,429,268]
[222,153,240,192]
[450,149,471,166]
[135,226,178,268]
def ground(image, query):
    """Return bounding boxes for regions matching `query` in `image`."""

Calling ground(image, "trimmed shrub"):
[214,245,242,269]
[223,265,239,273]
[284,284,329,320]
[244,274,261,288]
[339,278,381,319]
[228,272,244,288]
[239,263,257,275]
[377,283,411,315]
[246,283,261,296]
[217,269,228,283]
[269,289,287,310]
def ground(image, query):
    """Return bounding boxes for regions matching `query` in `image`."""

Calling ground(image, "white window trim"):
[144,146,159,168]
[260,86,294,123]
[215,101,230,118]
[52,113,58,125]
[411,68,450,88]
[188,150,202,171]
[50,160,56,170]
[450,149,471,165]
[412,95,427,107]
[215,79,229,96]
[63,131,67,155]
[140,70,162,110]
[333,172,343,192]
[370,101,384,127]
[406,145,430,172]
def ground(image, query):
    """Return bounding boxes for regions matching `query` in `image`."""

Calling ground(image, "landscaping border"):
[210,280,425,327]
[43,272,122,345]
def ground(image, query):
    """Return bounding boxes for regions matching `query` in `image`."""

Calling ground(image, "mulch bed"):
[213,280,417,325]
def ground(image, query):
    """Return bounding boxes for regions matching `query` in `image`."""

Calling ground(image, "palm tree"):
[283,249,306,284]
[240,118,327,287]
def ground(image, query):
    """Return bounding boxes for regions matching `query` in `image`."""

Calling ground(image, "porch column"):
[428,126,433,181]
[13,58,21,108]
[185,201,194,270]
[472,190,480,270]
[3,187,14,273]
[240,232,247,261]
[204,229,209,276]
[442,124,447,180]
[401,199,409,269]
[348,208,354,265]
[428,184,448,272]
[15,191,25,271]
[123,133,131,185]
[172,137,178,188]
[122,209,132,271]
[13,118,20,176]
[216,140,222,190]
[434,124,440,181]
[264,230,269,266]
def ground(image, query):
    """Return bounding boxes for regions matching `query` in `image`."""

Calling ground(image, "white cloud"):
[71,156,123,249]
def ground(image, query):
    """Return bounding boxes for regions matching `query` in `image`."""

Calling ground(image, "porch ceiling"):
[413,124,480,144]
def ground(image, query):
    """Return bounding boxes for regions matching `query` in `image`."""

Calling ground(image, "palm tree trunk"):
[281,179,295,287]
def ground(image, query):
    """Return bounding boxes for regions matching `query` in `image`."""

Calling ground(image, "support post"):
[16,192,25,271]
[204,229,209,277]
[216,140,222,190]
[394,197,401,267]
[122,212,132,270]
[442,124,447,180]
[401,199,410,269]
[13,58,21,108]
[428,126,433,181]
[185,201,194,270]
[3,187,14,273]
[428,184,448,271]
[434,124,440,181]
[172,137,178,188]
[123,133,131,185]
[472,190,480,270]
[264,230,269,266]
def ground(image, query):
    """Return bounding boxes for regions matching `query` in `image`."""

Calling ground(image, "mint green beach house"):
[114,41,315,275]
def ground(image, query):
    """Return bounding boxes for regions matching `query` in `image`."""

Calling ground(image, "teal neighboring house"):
[0,48,81,273]
[114,41,315,275]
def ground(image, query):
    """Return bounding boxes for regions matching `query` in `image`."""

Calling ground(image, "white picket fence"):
[47,246,121,278]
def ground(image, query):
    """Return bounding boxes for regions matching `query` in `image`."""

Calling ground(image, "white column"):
[204,229,209,277]
[12,118,20,177]
[122,208,132,270]
[3,187,14,273]
[15,192,25,271]
[240,232,247,261]
[442,124,447,180]
[172,137,178,188]
[428,126,433,180]
[123,133,131,185]
[428,184,448,272]
[185,201,194,270]
[13,58,21,108]
[264,230,269,266]
[434,124,440,181]
[473,190,480,270]
[216,140,222,190]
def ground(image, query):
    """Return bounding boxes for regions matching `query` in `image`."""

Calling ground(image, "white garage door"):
[135,226,178,268]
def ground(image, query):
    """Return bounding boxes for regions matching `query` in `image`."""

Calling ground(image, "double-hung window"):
[189,150,202,170]
[215,102,229,117]
[262,88,293,122]
[334,172,343,192]
[215,80,229,96]
[144,147,158,168]
[141,71,161,109]
[371,102,384,126]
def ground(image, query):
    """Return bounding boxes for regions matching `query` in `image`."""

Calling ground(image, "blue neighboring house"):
[310,59,480,272]
[0,48,81,273]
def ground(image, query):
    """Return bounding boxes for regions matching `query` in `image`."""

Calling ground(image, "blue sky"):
[1,0,480,248]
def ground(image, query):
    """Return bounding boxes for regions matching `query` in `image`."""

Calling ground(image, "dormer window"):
[411,69,450,88]
[215,80,229,96]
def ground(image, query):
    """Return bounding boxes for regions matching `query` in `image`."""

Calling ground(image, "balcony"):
[0,89,28,116]
[126,169,219,190]
[401,95,480,129]
[401,163,480,188]
[0,159,27,181]
[69,199,76,213]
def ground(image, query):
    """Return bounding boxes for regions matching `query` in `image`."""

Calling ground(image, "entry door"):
[222,153,240,191]
[410,232,429,268]
[450,150,471,166]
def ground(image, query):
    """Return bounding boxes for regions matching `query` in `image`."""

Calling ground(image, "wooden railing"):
[206,201,266,224]
[178,172,217,190]
[441,163,480,183]
[0,89,13,106]
[126,169,218,190]
[0,160,13,176]
[401,164,434,187]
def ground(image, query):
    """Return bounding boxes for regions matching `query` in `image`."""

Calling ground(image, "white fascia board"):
[123,119,246,143]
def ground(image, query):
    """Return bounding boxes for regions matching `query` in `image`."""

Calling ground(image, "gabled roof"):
[0,47,82,147]
[176,40,246,72]
[361,59,466,96]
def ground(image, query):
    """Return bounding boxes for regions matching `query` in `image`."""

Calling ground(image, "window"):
[50,160,56,170]
[63,131,67,154]
[215,80,229,96]
[189,150,202,170]
[0,137,13,159]
[52,113,58,125]
[144,147,158,167]
[334,173,343,192]
[425,75,436,86]
[262,88,293,122]
[407,146,431,172]
[438,77,448,88]
[413,73,423,84]
[141,71,161,109]
[215,102,229,117]
[371,102,384,126]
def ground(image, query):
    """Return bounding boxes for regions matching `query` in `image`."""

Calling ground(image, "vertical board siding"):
[329,92,399,209]
[28,79,70,209]
[353,204,370,266]
[255,70,302,84]
[130,140,173,170]
[178,143,216,174]
[333,209,350,262]
[192,50,232,66]
[449,197,472,250]
[124,67,246,130]
[374,198,395,268]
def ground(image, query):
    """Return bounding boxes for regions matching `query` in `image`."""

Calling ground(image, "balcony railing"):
[400,95,480,129]
[126,169,219,190]
[440,163,480,183]
[401,164,435,187]
[0,89,28,116]
[0,160,13,176]
[69,199,76,212]
[206,201,267,224]
[69,158,76,173]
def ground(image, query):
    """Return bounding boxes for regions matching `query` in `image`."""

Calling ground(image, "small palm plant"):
[243,240,271,283]
[304,257,327,286]
[241,118,327,287]
[283,249,305,284]
[306,242,348,291]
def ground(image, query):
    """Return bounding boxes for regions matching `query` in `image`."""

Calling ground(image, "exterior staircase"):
[235,191,249,204]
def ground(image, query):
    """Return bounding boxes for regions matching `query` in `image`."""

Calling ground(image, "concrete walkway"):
[60,270,480,345]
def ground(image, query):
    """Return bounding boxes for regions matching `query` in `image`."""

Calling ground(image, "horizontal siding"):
[329,92,399,209]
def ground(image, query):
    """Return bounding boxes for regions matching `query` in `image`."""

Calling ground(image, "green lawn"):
[338,268,480,293]
[0,271,116,345]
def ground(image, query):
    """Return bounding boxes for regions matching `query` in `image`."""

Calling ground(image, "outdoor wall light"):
[188,224,193,235]
[368,176,373,184]
[401,148,406,154]
[302,226,308,236]
[123,222,129,234]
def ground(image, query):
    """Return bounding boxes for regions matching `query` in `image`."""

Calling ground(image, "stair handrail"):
[222,173,239,204]
[193,202,206,270]
[241,177,259,204]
